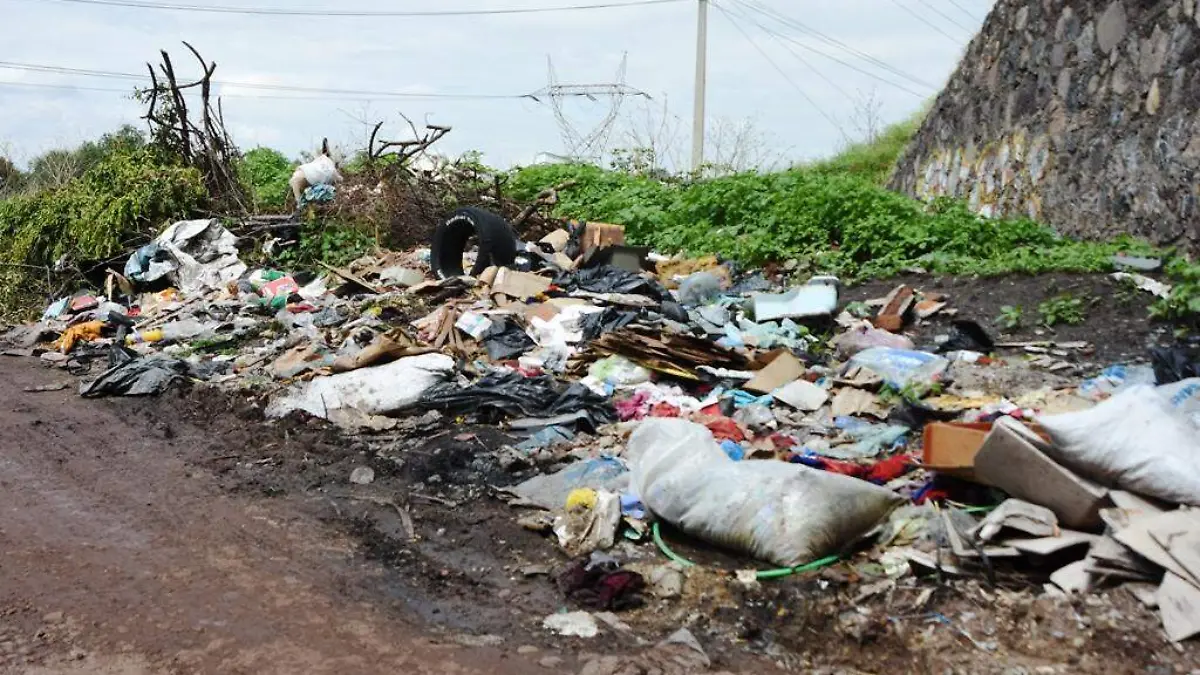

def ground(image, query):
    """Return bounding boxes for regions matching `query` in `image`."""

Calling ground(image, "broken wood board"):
[744,351,806,394]
[1114,510,1200,584]
[593,328,749,380]
[874,285,915,332]
[1148,513,1200,590]
[972,418,1108,530]
[320,261,385,294]
[1050,560,1092,594]
[1001,530,1095,556]
[1159,572,1200,642]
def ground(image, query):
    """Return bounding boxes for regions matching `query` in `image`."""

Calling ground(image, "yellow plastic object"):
[125,329,165,345]
[53,321,104,354]
[565,488,598,511]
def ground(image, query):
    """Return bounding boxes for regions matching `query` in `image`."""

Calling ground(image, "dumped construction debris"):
[5,196,1200,661]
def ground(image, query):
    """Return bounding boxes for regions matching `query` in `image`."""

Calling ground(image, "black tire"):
[431,207,518,279]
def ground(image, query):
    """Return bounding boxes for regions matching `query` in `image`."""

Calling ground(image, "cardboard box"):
[923,421,1050,482]
[973,418,1108,530]
[579,222,625,255]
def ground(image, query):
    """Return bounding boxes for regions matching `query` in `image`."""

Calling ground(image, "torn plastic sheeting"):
[1077,364,1157,401]
[510,457,630,510]
[847,347,949,389]
[481,318,536,361]
[752,279,838,322]
[125,219,246,294]
[80,357,189,398]
[677,271,723,307]
[417,371,616,428]
[555,265,669,301]
[832,322,915,358]
[579,307,638,342]
[266,353,454,420]
[628,418,904,567]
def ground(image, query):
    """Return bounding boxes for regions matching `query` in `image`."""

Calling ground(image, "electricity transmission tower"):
[527,54,649,161]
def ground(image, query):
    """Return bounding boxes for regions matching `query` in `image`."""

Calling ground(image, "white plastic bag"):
[266,353,454,420]
[627,418,904,567]
[847,347,949,389]
[298,154,340,186]
[1037,379,1200,504]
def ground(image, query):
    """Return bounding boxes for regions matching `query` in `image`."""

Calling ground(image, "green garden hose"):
[651,521,840,581]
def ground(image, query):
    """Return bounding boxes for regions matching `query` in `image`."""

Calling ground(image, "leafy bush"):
[273,216,375,270]
[1151,258,1200,325]
[508,163,1153,279]
[0,147,206,318]
[238,147,294,212]
[1038,295,1086,327]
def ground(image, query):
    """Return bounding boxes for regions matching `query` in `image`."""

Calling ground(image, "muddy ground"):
[2,272,1196,674]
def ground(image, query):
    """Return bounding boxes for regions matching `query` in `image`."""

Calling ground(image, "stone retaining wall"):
[890,0,1200,249]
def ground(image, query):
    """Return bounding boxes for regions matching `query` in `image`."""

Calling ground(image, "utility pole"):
[691,0,708,172]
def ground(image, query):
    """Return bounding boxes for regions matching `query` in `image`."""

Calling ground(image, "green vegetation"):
[1037,295,1086,327]
[996,305,1023,330]
[1151,258,1200,326]
[0,143,206,317]
[808,114,924,185]
[273,216,374,270]
[509,162,1154,280]
[238,147,294,211]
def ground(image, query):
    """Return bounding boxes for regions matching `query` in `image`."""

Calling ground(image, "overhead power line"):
[721,0,929,97]
[22,0,684,17]
[0,61,562,100]
[944,0,982,23]
[911,0,973,32]
[734,0,934,91]
[709,1,845,137]
[716,1,855,103]
[888,0,965,43]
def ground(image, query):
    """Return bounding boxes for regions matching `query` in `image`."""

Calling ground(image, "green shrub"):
[238,147,294,212]
[1151,258,1200,325]
[509,163,1154,279]
[0,147,206,318]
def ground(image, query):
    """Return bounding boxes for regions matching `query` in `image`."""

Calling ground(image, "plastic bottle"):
[126,319,212,345]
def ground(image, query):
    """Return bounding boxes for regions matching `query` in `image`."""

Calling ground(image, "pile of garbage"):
[8,207,1200,644]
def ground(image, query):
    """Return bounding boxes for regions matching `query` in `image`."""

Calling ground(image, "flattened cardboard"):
[973,417,1109,530]
[492,268,552,300]
[744,351,805,394]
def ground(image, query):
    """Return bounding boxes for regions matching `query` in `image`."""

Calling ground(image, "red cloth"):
[704,416,745,442]
[865,454,917,484]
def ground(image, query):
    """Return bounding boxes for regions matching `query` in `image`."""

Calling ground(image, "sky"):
[0,0,995,169]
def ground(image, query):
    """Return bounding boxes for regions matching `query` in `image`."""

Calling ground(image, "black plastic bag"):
[1151,345,1200,384]
[80,357,188,398]
[555,265,669,301]
[580,307,638,341]
[418,372,615,429]
[937,319,995,354]
[482,318,536,361]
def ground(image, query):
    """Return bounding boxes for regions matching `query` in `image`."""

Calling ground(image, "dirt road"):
[0,356,543,675]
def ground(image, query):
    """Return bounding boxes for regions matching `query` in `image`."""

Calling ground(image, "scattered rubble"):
[6,204,1200,666]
